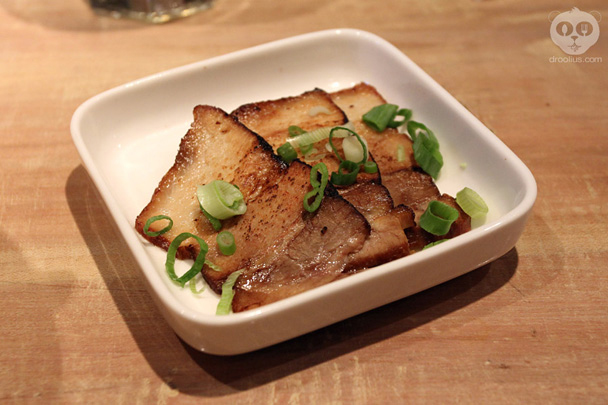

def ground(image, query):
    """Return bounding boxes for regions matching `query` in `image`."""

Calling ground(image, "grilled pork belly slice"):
[339,182,414,270]
[232,88,380,184]
[331,83,416,173]
[232,89,412,268]
[135,105,370,310]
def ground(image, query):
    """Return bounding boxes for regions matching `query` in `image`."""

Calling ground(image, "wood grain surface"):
[1,0,606,403]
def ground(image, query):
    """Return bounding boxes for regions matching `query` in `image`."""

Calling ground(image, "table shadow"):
[66,164,524,397]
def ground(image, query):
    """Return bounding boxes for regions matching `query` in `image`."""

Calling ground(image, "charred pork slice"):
[331,83,471,251]
[331,83,416,173]
[135,105,370,311]
[231,88,379,184]
[232,89,411,268]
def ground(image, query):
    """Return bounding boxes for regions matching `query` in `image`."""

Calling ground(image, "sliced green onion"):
[143,215,173,237]
[200,204,222,231]
[362,104,399,132]
[216,231,236,256]
[205,260,222,272]
[413,131,443,179]
[277,142,298,163]
[456,187,489,219]
[309,161,329,189]
[197,181,246,220]
[396,144,406,162]
[363,161,378,174]
[308,106,331,116]
[165,232,209,287]
[288,125,305,137]
[303,162,329,213]
[422,239,448,250]
[387,108,413,128]
[189,276,205,294]
[299,143,314,155]
[216,270,243,315]
[342,135,368,163]
[308,105,331,117]
[330,160,360,186]
[419,201,459,236]
[286,123,354,149]
[407,121,439,149]
[328,127,368,165]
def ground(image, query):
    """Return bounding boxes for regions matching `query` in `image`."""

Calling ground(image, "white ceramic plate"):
[71,29,536,355]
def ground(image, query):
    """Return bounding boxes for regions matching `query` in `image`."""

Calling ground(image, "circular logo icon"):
[549,8,601,55]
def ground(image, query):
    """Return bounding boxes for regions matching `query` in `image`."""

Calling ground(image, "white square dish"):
[71,29,536,355]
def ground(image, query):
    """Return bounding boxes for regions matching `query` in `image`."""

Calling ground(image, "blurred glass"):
[90,0,214,23]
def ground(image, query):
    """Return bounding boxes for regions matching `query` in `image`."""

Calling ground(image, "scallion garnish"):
[286,123,354,151]
[165,232,209,287]
[396,144,406,162]
[456,187,488,219]
[388,108,413,128]
[143,215,173,237]
[277,142,298,164]
[200,204,222,231]
[328,127,368,165]
[330,160,360,186]
[189,276,205,294]
[288,125,305,137]
[216,270,243,315]
[197,180,247,220]
[303,162,329,213]
[419,201,459,236]
[413,135,443,179]
[362,104,399,132]
[363,161,378,174]
[205,260,222,272]
[407,121,439,148]
[342,134,368,163]
[299,143,314,155]
[216,231,237,256]
[308,106,331,116]
[422,239,448,250]
[408,120,443,179]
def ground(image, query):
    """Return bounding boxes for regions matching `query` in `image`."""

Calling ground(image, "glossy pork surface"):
[233,89,412,270]
[135,105,370,310]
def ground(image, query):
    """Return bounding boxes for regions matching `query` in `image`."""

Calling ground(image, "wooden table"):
[1,1,606,403]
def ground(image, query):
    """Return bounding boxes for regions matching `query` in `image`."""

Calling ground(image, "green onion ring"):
[143,215,173,237]
[396,144,406,162]
[217,231,237,256]
[407,121,439,149]
[419,201,459,236]
[363,161,378,174]
[362,104,399,132]
[200,204,222,231]
[165,232,209,287]
[330,160,360,186]
[456,187,489,219]
[413,135,443,179]
[205,260,222,272]
[303,162,329,213]
[422,239,448,250]
[328,127,368,165]
[188,276,205,294]
[387,108,413,128]
[288,125,305,137]
[216,270,243,315]
[277,142,298,164]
